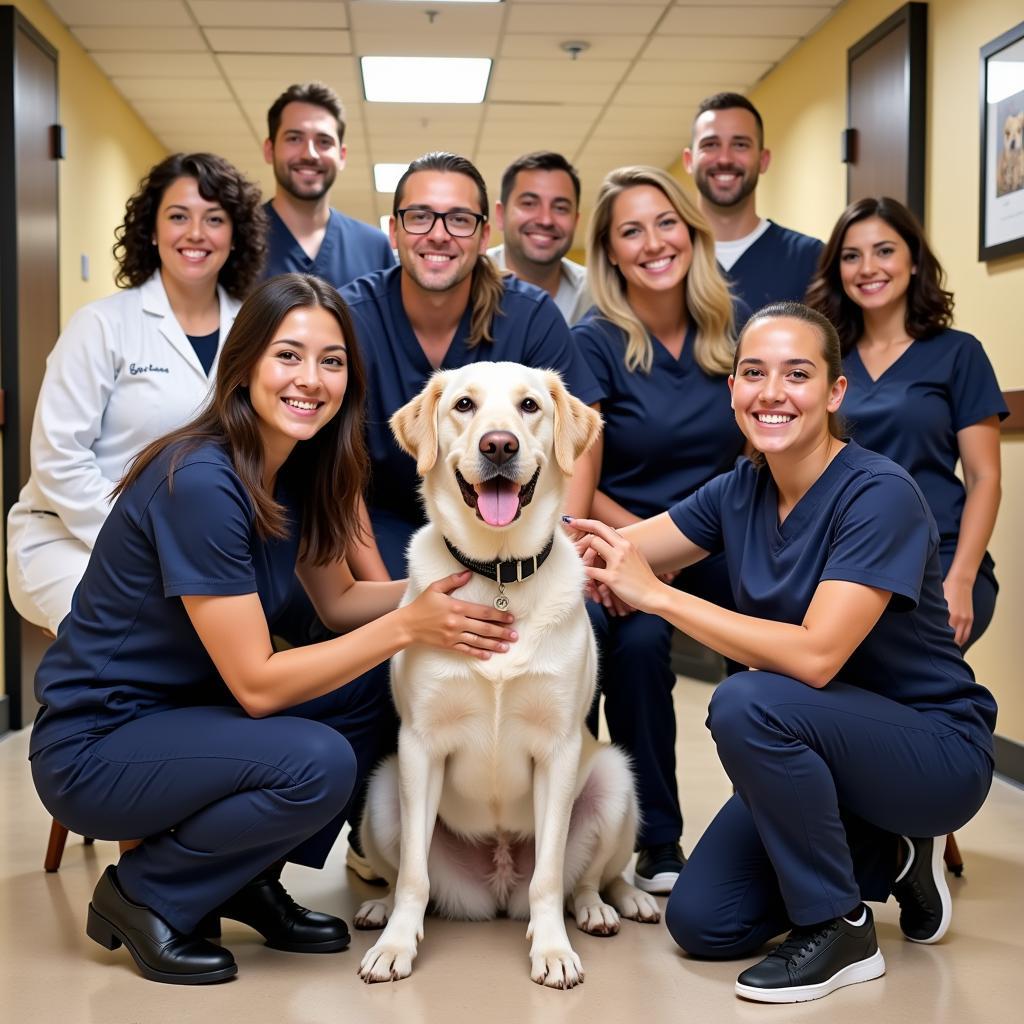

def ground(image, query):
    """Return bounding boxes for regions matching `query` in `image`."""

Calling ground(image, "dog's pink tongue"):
[476,478,520,527]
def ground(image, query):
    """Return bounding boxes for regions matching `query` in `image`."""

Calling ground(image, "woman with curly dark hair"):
[8,152,267,634]
[806,197,1007,650]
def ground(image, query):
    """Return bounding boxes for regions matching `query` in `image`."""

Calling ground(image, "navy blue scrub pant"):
[31,662,395,936]
[665,671,993,959]
[589,552,734,849]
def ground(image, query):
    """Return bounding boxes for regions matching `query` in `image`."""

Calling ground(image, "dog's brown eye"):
[521,397,539,413]
[454,396,475,413]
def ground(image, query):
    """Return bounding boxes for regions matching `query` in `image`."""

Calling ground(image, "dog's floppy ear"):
[546,371,603,475]
[390,372,448,475]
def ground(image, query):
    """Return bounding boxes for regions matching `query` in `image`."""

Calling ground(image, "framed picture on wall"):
[979,20,1024,261]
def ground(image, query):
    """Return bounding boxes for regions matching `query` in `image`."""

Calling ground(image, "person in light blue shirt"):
[568,303,995,1005]
[262,82,393,287]
[807,196,1007,650]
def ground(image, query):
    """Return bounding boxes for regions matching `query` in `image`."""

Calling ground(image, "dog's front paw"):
[606,878,661,923]
[530,946,584,989]
[574,897,620,936]
[358,938,416,983]
[354,898,391,930]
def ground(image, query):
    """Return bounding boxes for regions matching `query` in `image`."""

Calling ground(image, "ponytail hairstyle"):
[734,301,846,466]
[116,274,368,566]
[393,151,505,347]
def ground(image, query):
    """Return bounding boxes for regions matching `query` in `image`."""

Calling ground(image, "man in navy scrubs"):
[341,151,601,580]
[262,82,393,286]
[683,93,823,316]
[488,151,592,325]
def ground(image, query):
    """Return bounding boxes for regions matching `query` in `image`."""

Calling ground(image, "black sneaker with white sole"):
[891,835,952,943]
[735,905,885,1004]
[634,842,686,894]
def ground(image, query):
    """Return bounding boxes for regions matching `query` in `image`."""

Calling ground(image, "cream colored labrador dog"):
[356,362,660,988]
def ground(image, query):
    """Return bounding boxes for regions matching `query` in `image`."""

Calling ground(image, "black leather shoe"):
[735,905,885,1003]
[86,866,237,985]
[892,835,952,943]
[214,868,350,953]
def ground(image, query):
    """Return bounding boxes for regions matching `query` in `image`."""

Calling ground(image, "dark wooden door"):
[0,6,60,732]
[847,3,927,221]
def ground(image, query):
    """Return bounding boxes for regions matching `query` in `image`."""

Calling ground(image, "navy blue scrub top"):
[30,443,301,758]
[341,265,602,524]
[841,328,1008,556]
[263,202,394,287]
[668,441,997,756]
[723,222,823,320]
[573,314,745,518]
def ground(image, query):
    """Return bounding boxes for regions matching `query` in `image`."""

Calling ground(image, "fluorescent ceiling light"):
[374,163,408,193]
[380,215,392,234]
[361,56,491,104]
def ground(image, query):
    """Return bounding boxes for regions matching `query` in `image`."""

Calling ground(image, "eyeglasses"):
[396,207,487,238]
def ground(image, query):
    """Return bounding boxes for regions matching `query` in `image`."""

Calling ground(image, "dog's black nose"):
[479,430,519,466]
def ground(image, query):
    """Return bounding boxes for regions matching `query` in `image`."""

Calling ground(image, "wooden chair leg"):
[943,832,964,877]
[118,839,142,855]
[44,819,69,872]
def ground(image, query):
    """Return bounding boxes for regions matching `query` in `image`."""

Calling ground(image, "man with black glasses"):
[341,152,601,580]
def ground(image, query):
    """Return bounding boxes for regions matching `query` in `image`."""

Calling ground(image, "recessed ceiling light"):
[374,163,408,193]
[361,56,491,104]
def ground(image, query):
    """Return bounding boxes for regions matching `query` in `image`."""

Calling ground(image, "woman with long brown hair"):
[806,197,1006,650]
[29,274,517,986]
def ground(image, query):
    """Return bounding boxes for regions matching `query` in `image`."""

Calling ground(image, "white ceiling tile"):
[482,103,603,124]
[355,32,500,57]
[90,51,221,77]
[489,80,615,104]
[659,6,832,36]
[490,58,630,84]
[113,77,233,101]
[71,26,206,51]
[229,76,361,105]
[627,60,771,86]
[641,35,799,62]
[612,83,743,108]
[370,133,481,160]
[219,54,360,85]
[203,28,351,54]
[189,1,347,28]
[500,34,647,60]
[364,105,484,130]
[505,4,664,35]
[350,3,504,34]
[673,0,839,6]
[48,0,191,27]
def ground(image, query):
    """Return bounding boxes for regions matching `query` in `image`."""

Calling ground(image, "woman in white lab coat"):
[7,152,267,634]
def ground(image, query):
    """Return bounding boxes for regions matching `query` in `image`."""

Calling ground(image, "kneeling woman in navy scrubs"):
[29,274,516,985]
[568,303,996,1004]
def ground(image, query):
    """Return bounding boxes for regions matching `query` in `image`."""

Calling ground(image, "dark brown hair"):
[267,81,346,143]
[113,153,266,299]
[116,274,367,567]
[805,196,954,353]
[393,151,505,348]
[694,92,765,147]
[499,151,581,207]
[734,302,846,463]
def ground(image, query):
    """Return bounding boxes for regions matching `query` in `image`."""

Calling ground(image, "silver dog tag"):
[494,583,510,612]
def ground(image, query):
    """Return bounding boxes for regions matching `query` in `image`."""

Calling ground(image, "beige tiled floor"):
[2,676,1021,1023]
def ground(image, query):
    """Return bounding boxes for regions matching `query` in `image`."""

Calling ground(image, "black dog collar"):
[443,535,555,584]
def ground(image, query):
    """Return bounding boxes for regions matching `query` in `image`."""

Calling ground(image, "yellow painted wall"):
[728,0,1024,744]
[2,0,166,701]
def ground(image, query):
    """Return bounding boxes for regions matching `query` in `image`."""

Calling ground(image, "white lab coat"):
[7,272,240,630]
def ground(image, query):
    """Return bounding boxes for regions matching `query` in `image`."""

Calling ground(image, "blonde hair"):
[586,166,735,375]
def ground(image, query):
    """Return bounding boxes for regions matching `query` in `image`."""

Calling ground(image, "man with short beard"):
[263,82,393,285]
[487,152,592,325]
[683,93,823,316]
